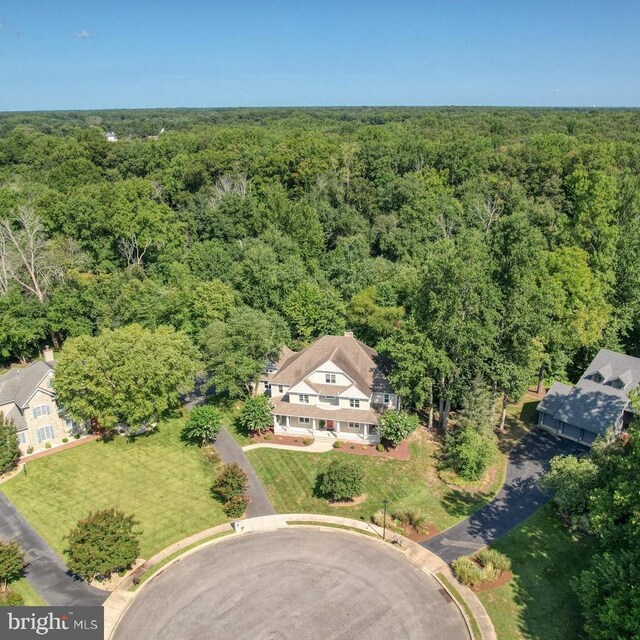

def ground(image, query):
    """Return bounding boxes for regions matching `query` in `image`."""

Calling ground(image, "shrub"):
[182,406,223,446]
[378,410,419,447]
[0,414,20,476]
[451,556,485,587]
[65,509,141,581]
[394,509,429,534]
[212,463,248,502]
[318,459,364,502]
[26,446,33,455]
[73,434,80,439]
[476,548,511,574]
[264,433,272,441]
[201,445,221,466]
[223,493,250,518]
[443,425,497,481]
[3,590,24,605]
[376,444,385,452]
[238,396,273,435]
[44,442,51,449]
[0,541,26,590]
[62,437,69,443]
[303,437,312,446]
[332,440,343,449]
[349,444,355,449]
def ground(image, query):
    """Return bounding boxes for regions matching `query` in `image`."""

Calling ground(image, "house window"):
[32,404,51,419]
[369,424,378,436]
[299,417,310,424]
[325,373,336,384]
[264,381,271,391]
[383,393,391,404]
[36,425,55,443]
[278,385,284,393]
[47,379,53,389]
[299,394,309,403]
[348,422,361,430]
[17,431,27,445]
[349,399,360,408]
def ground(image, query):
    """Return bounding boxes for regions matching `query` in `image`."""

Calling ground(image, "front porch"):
[273,414,380,444]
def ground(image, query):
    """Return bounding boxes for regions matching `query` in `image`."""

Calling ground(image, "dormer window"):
[325,373,336,384]
[610,378,625,390]
[592,372,604,384]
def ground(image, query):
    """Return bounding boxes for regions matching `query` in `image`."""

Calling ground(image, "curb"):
[104,514,495,640]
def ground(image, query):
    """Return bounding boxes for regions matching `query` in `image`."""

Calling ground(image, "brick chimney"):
[344,331,354,338]
[43,346,55,363]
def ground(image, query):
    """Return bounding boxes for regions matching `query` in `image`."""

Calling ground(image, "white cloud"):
[75,30,92,39]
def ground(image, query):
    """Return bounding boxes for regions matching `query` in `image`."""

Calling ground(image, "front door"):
[326,420,334,430]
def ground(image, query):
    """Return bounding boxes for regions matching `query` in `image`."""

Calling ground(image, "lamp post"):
[382,499,388,541]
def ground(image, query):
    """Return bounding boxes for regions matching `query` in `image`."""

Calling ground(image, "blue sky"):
[0,0,638,110]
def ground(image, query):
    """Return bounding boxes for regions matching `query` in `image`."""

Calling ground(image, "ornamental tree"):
[0,414,20,475]
[318,459,364,502]
[182,406,223,446]
[378,410,419,447]
[238,396,273,435]
[65,509,141,581]
[54,324,200,432]
[0,541,25,591]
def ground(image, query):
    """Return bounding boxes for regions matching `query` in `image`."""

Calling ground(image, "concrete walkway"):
[0,493,108,606]
[214,427,276,517]
[242,441,334,453]
[422,428,588,563]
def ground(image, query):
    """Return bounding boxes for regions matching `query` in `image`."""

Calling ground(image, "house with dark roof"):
[0,348,79,453]
[537,349,640,445]
[258,332,399,444]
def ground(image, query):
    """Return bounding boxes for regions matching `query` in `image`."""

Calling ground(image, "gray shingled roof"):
[538,349,640,435]
[0,361,53,408]
[536,382,573,417]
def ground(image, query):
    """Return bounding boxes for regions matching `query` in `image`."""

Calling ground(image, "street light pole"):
[383,499,388,541]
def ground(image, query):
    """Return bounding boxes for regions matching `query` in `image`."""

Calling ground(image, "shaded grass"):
[1,419,228,559]
[247,431,499,530]
[477,504,597,640]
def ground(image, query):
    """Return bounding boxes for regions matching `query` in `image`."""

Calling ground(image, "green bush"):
[44,442,52,449]
[451,556,485,587]
[476,548,511,574]
[0,590,24,606]
[212,463,248,502]
[65,509,141,581]
[332,440,343,449]
[318,459,364,502]
[181,406,223,446]
[443,425,497,481]
[376,443,385,452]
[238,396,273,435]
[264,433,272,441]
[303,437,312,446]
[223,494,250,518]
[0,540,26,591]
[26,446,33,455]
[394,509,429,534]
[62,437,69,443]
[0,414,20,475]
[378,410,419,447]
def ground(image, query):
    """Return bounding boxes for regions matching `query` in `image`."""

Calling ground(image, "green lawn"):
[7,578,46,606]
[247,430,500,530]
[1,418,227,559]
[477,504,597,640]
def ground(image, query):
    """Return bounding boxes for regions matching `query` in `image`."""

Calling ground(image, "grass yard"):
[477,504,597,640]
[1,418,227,559]
[247,430,500,530]
[7,578,46,606]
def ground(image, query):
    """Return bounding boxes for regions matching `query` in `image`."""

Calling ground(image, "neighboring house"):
[105,131,118,142]
[258,332,400,444]
[0,348,79,453]
[537,348,640,445]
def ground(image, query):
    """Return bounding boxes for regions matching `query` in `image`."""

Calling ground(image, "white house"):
[258,332,400,444]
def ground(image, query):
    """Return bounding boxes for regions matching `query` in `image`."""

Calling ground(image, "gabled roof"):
[584,349,640,390]
[270,334,393,396]
[0,361,54,409]
[537,382,573,417]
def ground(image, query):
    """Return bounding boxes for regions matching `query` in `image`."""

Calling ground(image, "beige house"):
[0,348,78,453]
[259,332,400,444]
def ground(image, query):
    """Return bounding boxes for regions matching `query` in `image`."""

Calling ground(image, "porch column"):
[312,419,316,430]
[273,415,279,429]
[286,415,290,428]
[335,421,340,433]
[364,424,368,440]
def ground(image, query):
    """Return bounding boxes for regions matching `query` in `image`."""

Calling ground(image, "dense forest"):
[1,107,639,417]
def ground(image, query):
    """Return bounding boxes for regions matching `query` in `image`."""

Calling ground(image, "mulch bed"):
[250,429,411,460]
[401,522,440,543]
[20,435,99,463]
[471,571,513,592]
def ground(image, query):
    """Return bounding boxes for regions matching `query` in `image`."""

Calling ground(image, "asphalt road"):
[114,528,469,640]
[0,492,107,606]
[422,428,588,563]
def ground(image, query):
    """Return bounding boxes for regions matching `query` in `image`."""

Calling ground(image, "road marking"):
[439,538,485,550]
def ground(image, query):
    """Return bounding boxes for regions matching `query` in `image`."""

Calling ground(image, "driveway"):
[0,492,107,606]
[422,428,588,563]
[114,528,469,640]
